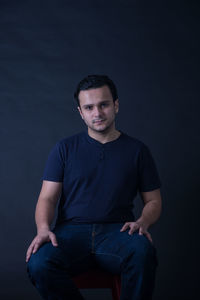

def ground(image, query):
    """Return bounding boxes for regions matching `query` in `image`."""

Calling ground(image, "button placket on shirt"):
[99,146,105,161]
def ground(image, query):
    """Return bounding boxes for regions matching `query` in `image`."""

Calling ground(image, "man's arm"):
[26,180,62,262]
[138,188,162,226]
[120,188,162,242]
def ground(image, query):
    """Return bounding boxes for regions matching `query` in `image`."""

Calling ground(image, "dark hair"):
[74,74,118,107]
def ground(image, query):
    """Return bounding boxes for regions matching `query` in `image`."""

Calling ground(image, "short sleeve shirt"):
[42,131,162,224]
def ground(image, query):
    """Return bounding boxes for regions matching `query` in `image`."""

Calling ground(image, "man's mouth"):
[93,119,105,124]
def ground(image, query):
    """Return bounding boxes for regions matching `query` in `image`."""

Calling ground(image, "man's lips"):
[93,119,105,124]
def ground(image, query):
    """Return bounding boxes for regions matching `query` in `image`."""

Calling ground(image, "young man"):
[26,75,162,300]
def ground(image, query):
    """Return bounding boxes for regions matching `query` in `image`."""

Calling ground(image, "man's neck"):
[87,128,121,144]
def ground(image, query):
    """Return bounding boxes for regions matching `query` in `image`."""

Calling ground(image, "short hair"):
[74,74,118,107]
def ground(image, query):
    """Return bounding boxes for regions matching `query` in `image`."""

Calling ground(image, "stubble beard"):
[89,118,116,134]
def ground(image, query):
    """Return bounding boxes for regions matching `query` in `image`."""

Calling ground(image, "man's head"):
[74,75,119,135]
[74,74,118,107]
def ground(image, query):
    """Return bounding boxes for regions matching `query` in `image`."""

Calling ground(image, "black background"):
[0,1,199,299]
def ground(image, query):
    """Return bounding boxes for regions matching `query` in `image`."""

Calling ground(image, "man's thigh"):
[93,223,157,274]
[28,223,96,277]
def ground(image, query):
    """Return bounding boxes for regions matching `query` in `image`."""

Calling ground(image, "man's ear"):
[78,106,84,119]
[114,99,119,114]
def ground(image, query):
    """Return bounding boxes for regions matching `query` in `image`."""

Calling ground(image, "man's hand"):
[120,221,153,243]
[120,189,162,244]
[26,229,58,262]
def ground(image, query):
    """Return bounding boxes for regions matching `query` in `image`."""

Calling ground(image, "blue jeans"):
[27,223,158,300]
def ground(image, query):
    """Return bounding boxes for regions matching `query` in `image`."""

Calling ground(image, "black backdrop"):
[0,1,199,299]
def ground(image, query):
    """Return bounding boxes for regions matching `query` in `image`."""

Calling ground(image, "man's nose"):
[93,106,102,116]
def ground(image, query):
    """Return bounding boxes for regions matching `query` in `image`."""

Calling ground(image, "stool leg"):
[111,276,121,300]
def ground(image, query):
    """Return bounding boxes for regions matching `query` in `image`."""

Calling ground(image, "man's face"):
[78,85,119,134]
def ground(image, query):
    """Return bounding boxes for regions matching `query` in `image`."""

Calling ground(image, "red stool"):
[72,269,121,300]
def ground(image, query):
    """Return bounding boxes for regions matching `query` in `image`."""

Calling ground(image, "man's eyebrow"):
[99,100,112,105]
[99,100,111,103]
[83,104,93,108]
[83,100,111,108]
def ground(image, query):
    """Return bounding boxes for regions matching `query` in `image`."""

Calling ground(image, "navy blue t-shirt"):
[42,131,161,224]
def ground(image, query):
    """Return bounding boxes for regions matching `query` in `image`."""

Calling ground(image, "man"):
[26,74,162,300]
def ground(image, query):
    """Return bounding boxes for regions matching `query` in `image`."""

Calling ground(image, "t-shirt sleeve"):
[42,142,65,182]
[138,143,162,192]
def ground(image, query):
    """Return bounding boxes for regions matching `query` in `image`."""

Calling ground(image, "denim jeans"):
[27,222,158,300]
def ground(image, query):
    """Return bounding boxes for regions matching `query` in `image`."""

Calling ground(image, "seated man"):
[26,74,162,300]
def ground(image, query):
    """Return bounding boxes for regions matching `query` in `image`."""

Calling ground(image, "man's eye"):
[101,103,108,107]
[86,106,92,110]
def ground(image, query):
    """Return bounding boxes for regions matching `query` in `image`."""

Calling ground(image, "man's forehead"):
[79,85,113,105]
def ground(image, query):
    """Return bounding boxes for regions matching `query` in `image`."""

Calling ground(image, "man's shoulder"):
[121,131,145,149]
[55,132,85,149]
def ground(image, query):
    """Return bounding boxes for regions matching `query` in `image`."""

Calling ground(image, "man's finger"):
[26,254,30,263]
[26,237,36,254]
[32,241,41,254]
[26,239,38,261]
[49,233,58,247]
[139,227,144,235]
[139,229,153,243]
[26,246,32,259]
[145,231,153,243]
[26,245,34,262]
[128,223,139,235]
[120,223,130,232]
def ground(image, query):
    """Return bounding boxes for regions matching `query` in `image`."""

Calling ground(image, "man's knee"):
[27,252,46,284]
[128,234,158,268]
[27,243,56,284]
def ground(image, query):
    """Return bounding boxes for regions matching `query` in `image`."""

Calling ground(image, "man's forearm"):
[137,199,162,228]
[35,197,57,232]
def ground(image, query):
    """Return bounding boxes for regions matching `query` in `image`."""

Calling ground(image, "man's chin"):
[91,125,110,133]
[94,127,106,132]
